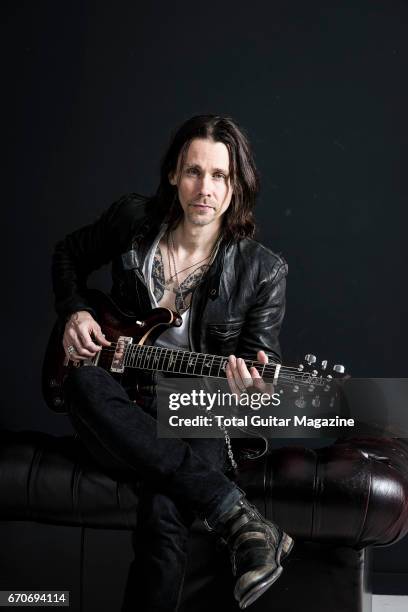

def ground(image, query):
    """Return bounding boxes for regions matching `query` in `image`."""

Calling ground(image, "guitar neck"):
[115,344,328,388]
[122,344,274,380]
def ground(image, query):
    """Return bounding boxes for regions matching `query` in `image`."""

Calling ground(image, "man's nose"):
[198,173,212,196]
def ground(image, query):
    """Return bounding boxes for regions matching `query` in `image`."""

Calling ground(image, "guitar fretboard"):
[123,344,254,379]
[118,343,325,386]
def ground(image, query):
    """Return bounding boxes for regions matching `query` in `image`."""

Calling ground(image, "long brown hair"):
[152,115,260,241]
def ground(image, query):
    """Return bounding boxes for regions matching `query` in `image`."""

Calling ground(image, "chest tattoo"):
[151,243,211,312]
[173,264,210,312]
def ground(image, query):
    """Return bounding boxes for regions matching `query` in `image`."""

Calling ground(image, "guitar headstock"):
[277,354,348,410]
[301,353,347,384]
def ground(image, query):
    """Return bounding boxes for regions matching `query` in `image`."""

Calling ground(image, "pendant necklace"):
[166,231,220,312]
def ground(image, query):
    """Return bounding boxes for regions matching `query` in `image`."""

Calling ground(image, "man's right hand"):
[63,311,111,361]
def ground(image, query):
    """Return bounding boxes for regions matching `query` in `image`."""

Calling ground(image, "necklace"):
[168,232,190,312]
[164,251,212,285]
[166,231,220,312]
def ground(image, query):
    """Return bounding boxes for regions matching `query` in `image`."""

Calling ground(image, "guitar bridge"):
[110,336,133,373]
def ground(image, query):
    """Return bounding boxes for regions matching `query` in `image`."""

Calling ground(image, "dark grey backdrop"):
[4,0,408,596]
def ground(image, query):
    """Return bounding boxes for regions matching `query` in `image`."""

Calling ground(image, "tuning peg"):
[305,354,317,365]
[298,364,304,371]
[333,364,345,374]
[321,360,328,370]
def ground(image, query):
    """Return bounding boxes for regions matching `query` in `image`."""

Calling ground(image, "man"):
[52,115,293,611]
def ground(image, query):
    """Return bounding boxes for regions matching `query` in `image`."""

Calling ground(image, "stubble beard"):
[185,207,217,227]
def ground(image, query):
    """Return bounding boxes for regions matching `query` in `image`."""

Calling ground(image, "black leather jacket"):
[52,193,288,363]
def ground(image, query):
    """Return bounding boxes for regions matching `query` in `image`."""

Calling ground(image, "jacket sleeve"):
[236,258,288,364]
[51,194,141,321]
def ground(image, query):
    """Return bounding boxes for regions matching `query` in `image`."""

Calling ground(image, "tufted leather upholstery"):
[1,430,407,549]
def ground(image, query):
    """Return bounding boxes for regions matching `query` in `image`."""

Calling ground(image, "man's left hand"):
[225,350,269,397]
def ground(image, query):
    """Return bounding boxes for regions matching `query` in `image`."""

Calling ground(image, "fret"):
[141,346,150,369]
[123,345,130,367]
[143,346,153,370]
[127,345,134,368]
[139,345,147,369]
[178,350,188,374]
[122,345,128,367]
[146,346,153,370]
[140,345,145,368]
[134,345,142,369]
[208,354,216,377]
[130,345,136,368]
[218,357,228,378]
[192,353,201,375]
[199,353,207,375]
[125,344,131,367]
[175,350,184,373]
[132,345,140,369]
[196,354,205,375]
[175,350,182,373]
[157,347,167,372]
[187,353,198,372]
[161,348,170,372]
[172,350,180,373]
[204,356,213,372]
[153,346,161,370]
[168,349,176,372]
[168,350,176,371]
[134,345,143,369]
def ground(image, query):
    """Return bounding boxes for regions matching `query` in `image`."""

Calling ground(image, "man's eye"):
[214,173,226,180]
[186,167,199,175]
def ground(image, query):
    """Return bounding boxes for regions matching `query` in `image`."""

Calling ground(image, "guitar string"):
[97,341,313,373]
[94,363,329,391]
[92,349,332,389]
[96,354,327,389]
[93,353,331,390]
[97,345,326,377]
[100,352,320,379]
[94,343,328,378]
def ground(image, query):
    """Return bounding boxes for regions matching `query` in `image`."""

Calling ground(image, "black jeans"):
[64,366,241,612]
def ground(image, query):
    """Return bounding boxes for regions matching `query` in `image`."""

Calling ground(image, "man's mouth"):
[191,203,214,209]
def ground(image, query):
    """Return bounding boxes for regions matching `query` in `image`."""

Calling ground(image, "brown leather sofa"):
[1,430,408,612]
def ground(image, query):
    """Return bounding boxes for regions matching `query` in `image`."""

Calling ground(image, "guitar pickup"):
[110,336,133,373]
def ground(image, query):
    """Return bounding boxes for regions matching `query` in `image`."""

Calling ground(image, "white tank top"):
[142,223,191,350]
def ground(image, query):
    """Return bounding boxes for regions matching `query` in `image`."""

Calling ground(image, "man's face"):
[169,138,233,228]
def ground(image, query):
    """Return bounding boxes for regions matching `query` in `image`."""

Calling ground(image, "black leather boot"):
[205,496,294,609]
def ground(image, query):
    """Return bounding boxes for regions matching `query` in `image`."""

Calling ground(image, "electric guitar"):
[42,290,345,413]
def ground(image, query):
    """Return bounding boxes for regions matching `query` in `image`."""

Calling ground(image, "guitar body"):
[42,290,182,413]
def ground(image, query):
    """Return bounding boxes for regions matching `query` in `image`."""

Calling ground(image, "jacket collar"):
[126,212,232,300]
